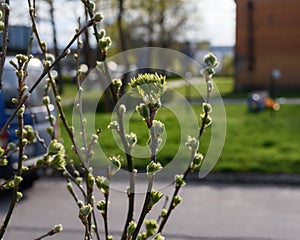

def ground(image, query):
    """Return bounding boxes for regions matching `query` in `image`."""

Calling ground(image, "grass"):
[59,76,300,174]
[60,101,300,174]
[214,104,300,173]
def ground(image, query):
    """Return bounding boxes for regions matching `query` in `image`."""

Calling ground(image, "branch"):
[0,1,10,90]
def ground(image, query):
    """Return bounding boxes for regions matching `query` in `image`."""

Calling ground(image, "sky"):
[188,0,236,46]
[8,0,236,48]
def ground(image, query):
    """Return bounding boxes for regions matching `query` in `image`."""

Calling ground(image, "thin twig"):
[0,1,10,90]
[0,57,29,239]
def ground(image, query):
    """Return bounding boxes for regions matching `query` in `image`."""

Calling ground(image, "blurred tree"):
[126,0,188,48]
[95,0,189,49]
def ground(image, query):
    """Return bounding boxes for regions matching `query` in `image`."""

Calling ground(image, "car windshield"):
[1,59,47,109]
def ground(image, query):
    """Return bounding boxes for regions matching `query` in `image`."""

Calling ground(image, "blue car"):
[0,56,58,181]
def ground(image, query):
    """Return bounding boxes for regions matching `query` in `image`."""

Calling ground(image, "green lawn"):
[215,104,300,173]
[60,75,300,174]
[60,101,300,174]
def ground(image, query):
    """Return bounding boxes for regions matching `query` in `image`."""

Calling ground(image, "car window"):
[1,59,47,109]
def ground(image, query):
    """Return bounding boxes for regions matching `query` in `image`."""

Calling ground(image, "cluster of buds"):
[148,190,163,211]
[146,161,162,178]
[129,73,166,107]
[185,135,199,152]
[36,139,66,170]
[203,52,219,78]
[125,132,137,149]
[138,219,158,239]
[97,29,111,57]
[96,200,109,216]
[200,102,213,128]
[95,175,110,195]
[127,221,137,238]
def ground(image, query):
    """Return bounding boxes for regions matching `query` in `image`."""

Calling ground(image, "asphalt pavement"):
[1,177,300,240]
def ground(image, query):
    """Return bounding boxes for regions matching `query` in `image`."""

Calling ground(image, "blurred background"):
[1,0,300,175]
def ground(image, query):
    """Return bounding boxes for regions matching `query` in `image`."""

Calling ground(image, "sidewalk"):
[1,177,300,240]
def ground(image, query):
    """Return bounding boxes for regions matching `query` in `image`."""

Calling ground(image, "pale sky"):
[9,0,236,47]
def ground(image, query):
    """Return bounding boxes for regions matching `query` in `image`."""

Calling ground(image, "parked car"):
[0,56,58,182]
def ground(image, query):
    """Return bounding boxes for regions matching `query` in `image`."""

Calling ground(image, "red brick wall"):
[235,0,300,91]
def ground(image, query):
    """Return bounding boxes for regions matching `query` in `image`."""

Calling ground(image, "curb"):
[42,166,300,186]
[186,172,300,185]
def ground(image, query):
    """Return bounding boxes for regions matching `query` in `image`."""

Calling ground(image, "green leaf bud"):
[136,103,150,119]
[52,224,63,234]
[76,177,83,185]
[200,113,212,127]
[56,95,61,102]
[90,1,96,11]
[40,41,47,51]
[202,102,212,114]
[77,200,84,208]
[185,135,199,152]
[99,29,106,39]
[22,166,29,172]
[87,172,95,188]
[175,174,186,187]
[161,208,167,218]
[108,121,119,132]
[50,153,66,170]
[108,155,122,178]
[193,152,204,166]
[79,204,93,218]
[24,125,36,143]
[0,158,8,166]
[93,13,103,22]
[65,48,71,56]
[172,196,182,208]
[66,182,73,192]
[14,176,23,185]
[144,219,157,237]
[3,179,14,189]
[47,126,54,136]
[96,200,108,215]
[149,190,163,209]
[125,132,137,148]
[203,52,219,68]
[96,176,110,195]
[43,96,50,106]
[11,98,18,105]
[127,221,137,236]
[48,139,65,156]
[112,78,122,92]
[138,232,147,240]
[22,85,28,92]
[16,54,29,64]
[146,161,162,175]
[16,191,23,202]
[107,235,113,240]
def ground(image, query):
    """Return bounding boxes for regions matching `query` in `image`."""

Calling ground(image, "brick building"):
[234,0,300,91]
